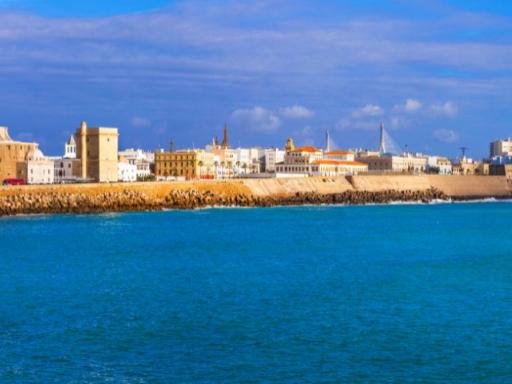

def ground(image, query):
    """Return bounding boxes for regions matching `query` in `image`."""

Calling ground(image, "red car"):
[2,178,25,186]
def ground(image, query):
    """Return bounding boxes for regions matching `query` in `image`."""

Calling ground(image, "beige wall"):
[76,126,119,182]
[0,142,37,182]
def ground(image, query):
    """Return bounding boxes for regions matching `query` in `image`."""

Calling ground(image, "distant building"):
[154,149,214,180]
[262,148,285,172]
[26,147,54,184]
[234,147,261,176]
[275,142,367,177]
[75,121,119,183]
[118,148,154,180]
[53,135,81,183]
[427,156,452,174]
[490,139,512,158]
[452,157,480,175]
[0,126,38,182]
[357,154,427,173]
[117,161,137,182]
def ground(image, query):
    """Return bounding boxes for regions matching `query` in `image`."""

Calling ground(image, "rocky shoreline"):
[0,187,452,216]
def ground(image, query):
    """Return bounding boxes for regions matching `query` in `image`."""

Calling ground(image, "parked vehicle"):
[2,178,25,186]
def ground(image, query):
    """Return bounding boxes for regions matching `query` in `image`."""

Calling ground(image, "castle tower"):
[169,138,174,153]
[64,135,76,159]
[221,123,229,148]
[78,121,88,179]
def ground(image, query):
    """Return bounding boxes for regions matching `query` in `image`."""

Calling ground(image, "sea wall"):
[347,175,511,197]
[0,175,510,216]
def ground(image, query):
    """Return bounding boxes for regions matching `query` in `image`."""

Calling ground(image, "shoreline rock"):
[0,187,455,216]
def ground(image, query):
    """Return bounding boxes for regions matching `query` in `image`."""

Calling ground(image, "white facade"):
[118,161,137,182]
[234,147,261,176]
[263,148,285,172]
[64,135,76,159]
[118,148,154,179]
[53,158,80,183]
[427,156,452,174]
[26,148,54,184]
[275,146,367,177]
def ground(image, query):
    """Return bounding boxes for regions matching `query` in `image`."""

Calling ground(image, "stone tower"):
[78,121,88,179]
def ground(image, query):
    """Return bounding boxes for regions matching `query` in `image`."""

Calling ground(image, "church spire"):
[221,123,229,148]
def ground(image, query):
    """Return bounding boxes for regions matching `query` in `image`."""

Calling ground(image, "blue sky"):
[0,0,511,158]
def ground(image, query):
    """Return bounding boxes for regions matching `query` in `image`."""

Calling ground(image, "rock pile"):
[0,187,448,216]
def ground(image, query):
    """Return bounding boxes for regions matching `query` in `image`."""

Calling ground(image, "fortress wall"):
[241,177,354,197]
[348,175,433,192]
[0,180,253,199]
[426,175,511,197]
[347,174,511,197]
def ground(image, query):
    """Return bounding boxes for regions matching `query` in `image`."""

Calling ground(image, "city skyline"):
[0,0,511,158]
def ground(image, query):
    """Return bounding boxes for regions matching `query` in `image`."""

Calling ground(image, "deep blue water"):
[1,203,512,383]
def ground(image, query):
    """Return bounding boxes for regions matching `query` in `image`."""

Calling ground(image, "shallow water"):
[1,203,512,383]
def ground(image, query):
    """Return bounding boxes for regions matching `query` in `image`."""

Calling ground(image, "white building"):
[275,146,367,177]
[118,161,137,182]
[263,148,285,172]
[118,148,154,179]
[234,147,261,176]
[427,156,452,174]
[26,147,54,184]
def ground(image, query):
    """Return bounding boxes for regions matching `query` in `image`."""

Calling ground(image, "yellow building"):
[154,149,214,180]
[0,127,38,182]
[75,121,119,182]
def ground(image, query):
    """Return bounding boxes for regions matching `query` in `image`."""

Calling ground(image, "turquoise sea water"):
[1,203,512,383]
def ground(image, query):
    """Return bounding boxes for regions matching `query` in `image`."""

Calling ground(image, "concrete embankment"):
[0,175,510,216]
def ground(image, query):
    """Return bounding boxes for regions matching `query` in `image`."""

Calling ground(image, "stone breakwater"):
[1,175,510,217]
[0,187,447,216]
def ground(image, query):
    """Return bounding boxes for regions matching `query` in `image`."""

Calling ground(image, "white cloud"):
[131,116,151,128]
[431,102,458,117]
[404,99,422,112]
[231,106,280,133]
[280,105,314,119]
[394,98,422,113]
[352,104,384,119]
[433,128,459,143]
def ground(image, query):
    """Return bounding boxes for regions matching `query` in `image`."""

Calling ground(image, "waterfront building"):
[310,159,368,176]
[75,121,119,183]
[427,156,453,175]
[451,157,481,175]
[26,147,54,184]
[275,140,367,177]
[154,149,214,180]
[53,135,81,183]
[357,154,427,173]
[117,160,137,182]
[205,125,236,178]
[118,148,154,180]
[234,147,262,176]
[0,126,38,182]
[490,139,512,158]
[324,150,356,162]
[262,148,285,172]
